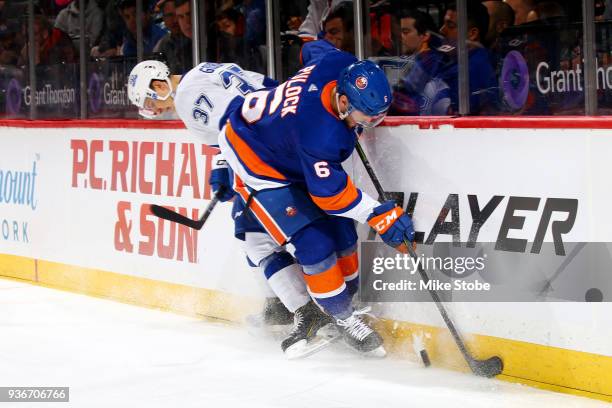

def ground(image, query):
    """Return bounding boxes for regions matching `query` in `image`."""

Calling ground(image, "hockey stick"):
[149,188,225,230]
[355,140,503,378]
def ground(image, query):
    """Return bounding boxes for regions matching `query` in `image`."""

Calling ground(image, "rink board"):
[0,118,611,401]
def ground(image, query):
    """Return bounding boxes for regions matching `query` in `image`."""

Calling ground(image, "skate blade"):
[285,334,341,360]
[363,345,387,358]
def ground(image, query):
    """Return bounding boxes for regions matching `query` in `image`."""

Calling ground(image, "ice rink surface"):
[0,278,607,408]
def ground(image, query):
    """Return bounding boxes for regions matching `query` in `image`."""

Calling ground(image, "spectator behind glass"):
[243,0,265,48]
[54,0,103,52]
[595,0,606,21]
[438,1,496,114]
[0,21,20,65]
[117,0,167,56]
[216,8,248,68]
[483,0,514,70]
[504,0,535,25]
[483,1,515,48]
[153,0,192,73]
[525,1,565,23]
[279,3,306,81]
[19,14,76,66]
[241,0,266,72]
[400,8,433,56]
[323,2,354,53]
[287,11,303,32]
[175,0,191,39]
[91,0,125,57]
[217,8,240,36]
[390,9,451,116]
[214,0,266,73]
[298,0,349,41]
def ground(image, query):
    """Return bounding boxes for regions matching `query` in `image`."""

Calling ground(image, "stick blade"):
[149,205,204,230]
[471,356,503,378]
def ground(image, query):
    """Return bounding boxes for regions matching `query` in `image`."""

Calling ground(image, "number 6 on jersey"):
[314,161,330,178]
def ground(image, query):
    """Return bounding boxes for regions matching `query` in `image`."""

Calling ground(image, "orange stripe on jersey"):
[338,252,358,277]
[226,123,287,181]
[320,80,339,118]
[303,264,345,295]
[299,38,315,65]
[310,177,359,212]
[233,175,288,245]
[248,198,288,245]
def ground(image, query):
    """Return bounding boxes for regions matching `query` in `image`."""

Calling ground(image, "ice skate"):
[336,307,386,358]
[282,300,337,359]
[262,297,294,325]
[246,297,293,339]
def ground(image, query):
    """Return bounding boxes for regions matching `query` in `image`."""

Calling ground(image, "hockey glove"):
[367,201,415,253]
[209,153,235,202]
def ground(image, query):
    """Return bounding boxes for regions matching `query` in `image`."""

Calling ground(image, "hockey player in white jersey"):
[127,60,334,356]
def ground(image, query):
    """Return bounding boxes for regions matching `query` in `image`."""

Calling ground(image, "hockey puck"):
[420,349,431,367]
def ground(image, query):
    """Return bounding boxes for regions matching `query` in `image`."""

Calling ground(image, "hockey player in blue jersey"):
[219,50,416,355]
[126,60,334,340]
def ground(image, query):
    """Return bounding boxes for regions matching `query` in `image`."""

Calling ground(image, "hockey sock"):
[337,248,359,297]
[247,256,277,298]
[302,257,353,319]
[261,252,310,313]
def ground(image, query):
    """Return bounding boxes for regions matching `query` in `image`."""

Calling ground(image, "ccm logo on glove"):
[367,201,415,251]
[368,207,403,234]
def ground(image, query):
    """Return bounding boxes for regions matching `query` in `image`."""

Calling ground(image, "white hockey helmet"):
[127,60,173,118]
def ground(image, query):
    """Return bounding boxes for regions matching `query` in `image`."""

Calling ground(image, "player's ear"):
[338,94,349,111]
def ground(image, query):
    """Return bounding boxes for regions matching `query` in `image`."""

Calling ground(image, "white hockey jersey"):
[174,62,267,145]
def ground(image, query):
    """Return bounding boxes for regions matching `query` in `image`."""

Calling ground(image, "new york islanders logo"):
[355,76,368,90]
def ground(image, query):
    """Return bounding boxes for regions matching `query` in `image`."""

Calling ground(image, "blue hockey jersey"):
[220,49,379,223]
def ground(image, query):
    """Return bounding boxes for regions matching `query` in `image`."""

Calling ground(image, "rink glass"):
[1,0,608,119]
